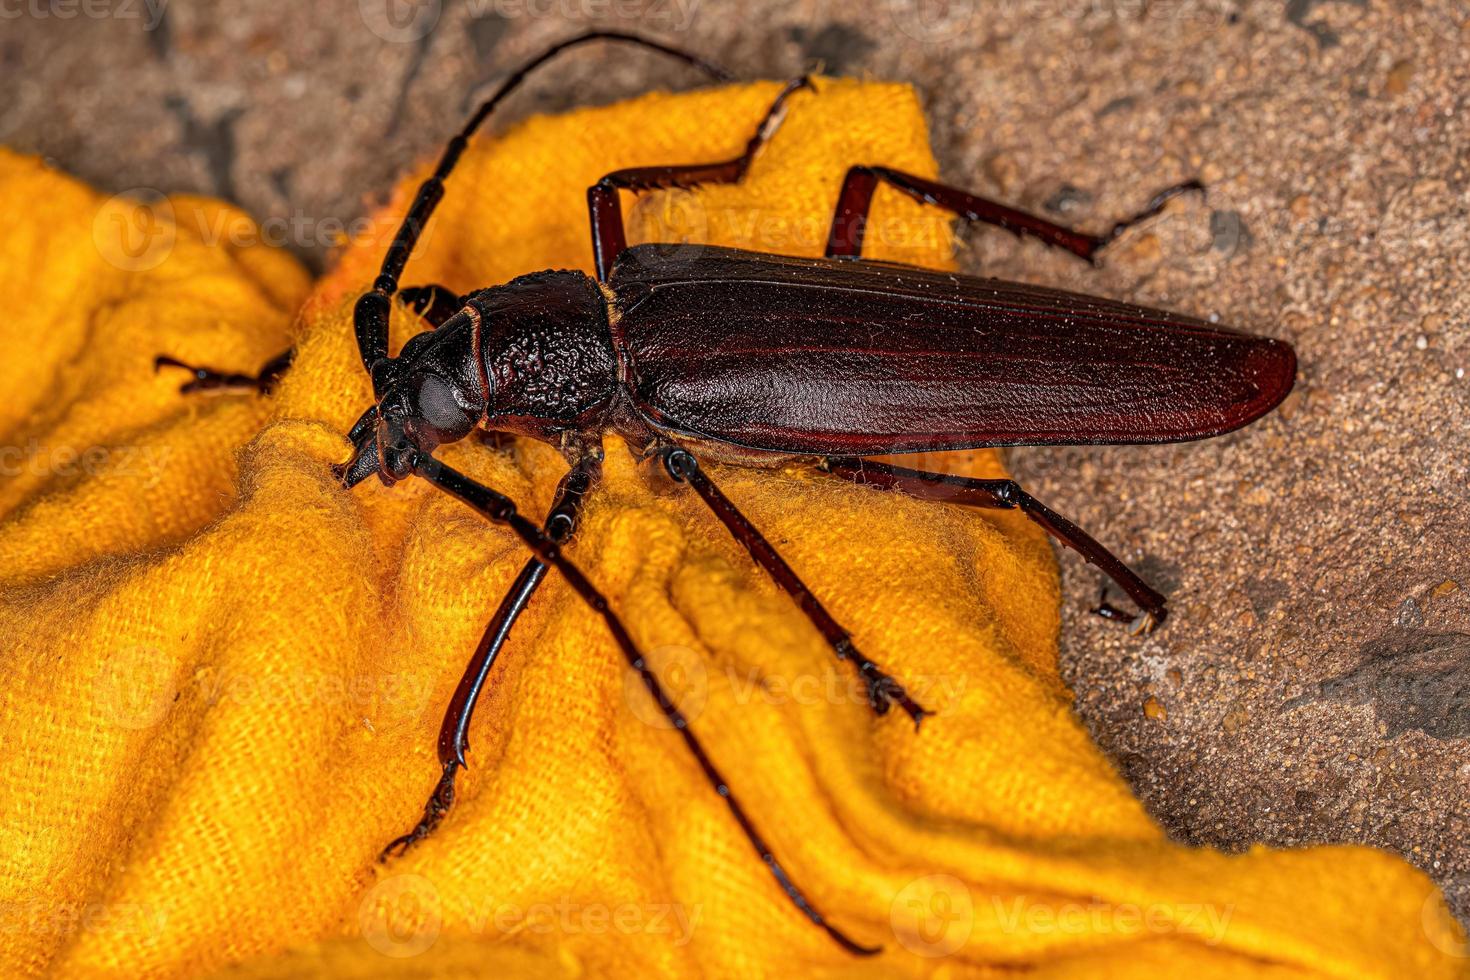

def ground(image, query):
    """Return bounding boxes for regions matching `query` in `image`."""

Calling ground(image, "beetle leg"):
[821,457,1167,633]
[588,75,813,280]
[824,164,1203,265]
[153,346,294,395]
[409,450,876,955]
[381,451,602,860]
[1092,590,1154,634]
[399,283,464,328]
[661,447,930,728]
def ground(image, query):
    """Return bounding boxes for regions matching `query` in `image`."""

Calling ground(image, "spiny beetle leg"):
[381,454,600,862]
[410,450,875,955]
[588,75,813,281]
[824,164,1204,265]
[822,458,1167,634]
[154,347,294,395]
[662,447,930,729]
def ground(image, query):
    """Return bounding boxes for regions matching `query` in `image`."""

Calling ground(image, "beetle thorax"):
[470,270,618,442]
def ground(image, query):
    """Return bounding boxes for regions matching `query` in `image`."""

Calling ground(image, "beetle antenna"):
[353,32,733,381]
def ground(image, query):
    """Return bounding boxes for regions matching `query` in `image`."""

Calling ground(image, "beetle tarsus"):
[1091,590,1166,635]
[154,348,293,395]
[380,760,460,861]
[858,659,930,729]
[666,449,930,730]
[1092,178,1207,255]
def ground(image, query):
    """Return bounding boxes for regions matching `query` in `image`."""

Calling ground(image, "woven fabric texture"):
[0,80,1464,979]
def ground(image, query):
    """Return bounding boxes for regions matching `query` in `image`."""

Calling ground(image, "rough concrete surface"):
[5,0,1468,928]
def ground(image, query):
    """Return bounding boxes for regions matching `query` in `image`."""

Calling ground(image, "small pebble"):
[1385,59,1415,96]
[1122,232,1162,265]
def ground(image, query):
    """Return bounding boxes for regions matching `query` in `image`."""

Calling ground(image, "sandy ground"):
[6,0,1469,928]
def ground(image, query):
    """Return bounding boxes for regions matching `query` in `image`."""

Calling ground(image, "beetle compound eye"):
[417,373,470,433]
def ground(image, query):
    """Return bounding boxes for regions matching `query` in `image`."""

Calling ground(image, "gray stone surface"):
[6,0,1468,926]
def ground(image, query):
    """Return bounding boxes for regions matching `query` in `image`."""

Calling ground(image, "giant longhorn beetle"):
[159,32,1296,953]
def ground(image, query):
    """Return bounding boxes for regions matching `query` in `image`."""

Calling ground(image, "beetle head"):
[336,328,487,488]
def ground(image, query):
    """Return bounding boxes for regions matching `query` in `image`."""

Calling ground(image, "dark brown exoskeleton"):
[159,33,1295,953]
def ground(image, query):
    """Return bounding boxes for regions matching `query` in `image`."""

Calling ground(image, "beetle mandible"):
[159,31,1295,954]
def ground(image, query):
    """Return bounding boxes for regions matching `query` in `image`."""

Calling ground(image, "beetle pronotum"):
[159,32,1295,953]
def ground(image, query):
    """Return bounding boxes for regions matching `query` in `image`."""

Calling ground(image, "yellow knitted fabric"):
[0,80,1464,979]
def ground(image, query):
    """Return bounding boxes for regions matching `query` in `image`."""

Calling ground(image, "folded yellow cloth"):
[0,79,1464,979]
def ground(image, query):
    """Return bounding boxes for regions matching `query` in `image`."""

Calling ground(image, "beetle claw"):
[379,761,459,862]
[1092,593,1166,636]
